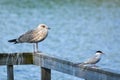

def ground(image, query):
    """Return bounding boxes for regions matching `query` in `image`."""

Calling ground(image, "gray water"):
[0,0,120,80]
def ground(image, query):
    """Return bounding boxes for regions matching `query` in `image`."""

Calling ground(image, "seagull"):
[8,24,50,53]
[75,51,104,66]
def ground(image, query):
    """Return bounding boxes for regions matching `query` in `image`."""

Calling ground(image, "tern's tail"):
[73,62,87,66]
[8,39,17,44]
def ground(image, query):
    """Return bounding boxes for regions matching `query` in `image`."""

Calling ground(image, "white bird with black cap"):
[75,51,104,66]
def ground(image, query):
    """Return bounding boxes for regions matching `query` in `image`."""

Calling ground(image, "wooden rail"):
[0,53,120,80]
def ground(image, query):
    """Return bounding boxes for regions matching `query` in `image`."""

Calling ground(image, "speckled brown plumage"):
[8,24,50,53]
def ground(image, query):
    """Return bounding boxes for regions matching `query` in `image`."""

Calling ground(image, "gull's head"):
[38,24,50,30]
[96,51,104,55]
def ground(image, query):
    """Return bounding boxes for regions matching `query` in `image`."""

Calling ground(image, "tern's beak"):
[102,53,105,55]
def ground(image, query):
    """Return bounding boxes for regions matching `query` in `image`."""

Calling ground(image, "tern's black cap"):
[96,51,104,54]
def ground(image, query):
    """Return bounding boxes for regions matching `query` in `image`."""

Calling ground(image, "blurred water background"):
[0,0,120,80]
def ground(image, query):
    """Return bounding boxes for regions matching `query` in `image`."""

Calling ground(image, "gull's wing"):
[17,28,48,43]
[17,29,36,43]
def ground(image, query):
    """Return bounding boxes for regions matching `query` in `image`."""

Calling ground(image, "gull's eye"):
[42,25,45,28]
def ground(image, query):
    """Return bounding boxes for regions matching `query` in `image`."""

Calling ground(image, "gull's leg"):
[36,43,38,53]
[33,43,36,53]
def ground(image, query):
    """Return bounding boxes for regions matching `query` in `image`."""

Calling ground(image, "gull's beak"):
[48,27,51,30]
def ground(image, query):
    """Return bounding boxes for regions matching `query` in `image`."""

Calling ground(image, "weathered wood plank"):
[33,53,120,80]
[41,67,51,80]
[0,53,120,80]
[7,65,14,80]
[0,53,33,65]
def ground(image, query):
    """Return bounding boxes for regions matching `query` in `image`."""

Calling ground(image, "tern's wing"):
[84,55,101,64]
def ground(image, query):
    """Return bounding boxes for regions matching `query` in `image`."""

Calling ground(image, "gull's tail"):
[8,39,17,44]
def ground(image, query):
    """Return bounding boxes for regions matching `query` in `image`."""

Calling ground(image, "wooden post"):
[41,67,51,80]
[7,65,14,80]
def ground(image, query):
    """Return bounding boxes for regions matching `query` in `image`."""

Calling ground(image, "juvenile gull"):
[8,24,50,53]
[75,51,104,66]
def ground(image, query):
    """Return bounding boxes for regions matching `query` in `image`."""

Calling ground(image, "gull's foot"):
[37,51,42,53]
[33,51,42,54]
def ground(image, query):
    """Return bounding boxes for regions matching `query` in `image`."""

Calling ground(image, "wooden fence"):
[0,53,120,80]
